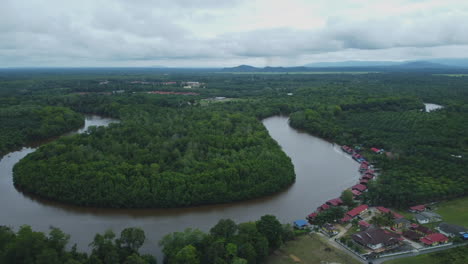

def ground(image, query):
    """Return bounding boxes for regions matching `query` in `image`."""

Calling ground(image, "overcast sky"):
[2,0,468,67]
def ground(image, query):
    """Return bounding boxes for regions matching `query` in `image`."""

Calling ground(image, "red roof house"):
[326,198,343,206]
[409,205,426,212]
[392,212,404,219]
[359,220,371,228]
[351,190,362,196]
[307,212,318,219]
[362,174,374,180]
[420,233,449,246]
[341,215,352,223]
[319,204,330,211]
[352,184,367,192]
[347,204,369,218]
[360,178,369,185]
[377,206,391,214]
[371,147,381,153]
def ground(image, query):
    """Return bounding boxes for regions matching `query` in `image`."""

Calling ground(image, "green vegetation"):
[1,69,468,263]
[383,245,468,264]
[160,215,294,264]
[0,105,83,157]
[265,234,360,264]
[0,225,157,264]
[435,196,468,226]
[13,98,295,208]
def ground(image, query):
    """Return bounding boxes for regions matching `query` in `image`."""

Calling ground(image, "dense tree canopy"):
[159,215,293,264]
[13,99,295,208]
[0,226,156,264]
[0,105,83,157]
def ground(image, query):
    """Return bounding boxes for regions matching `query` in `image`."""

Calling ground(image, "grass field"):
[434,196,468,227]
[265,234,360,264]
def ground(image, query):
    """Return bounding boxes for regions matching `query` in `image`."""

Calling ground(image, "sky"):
[2,0,468,67]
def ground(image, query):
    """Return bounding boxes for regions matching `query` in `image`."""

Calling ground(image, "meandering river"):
[0,115,360,259]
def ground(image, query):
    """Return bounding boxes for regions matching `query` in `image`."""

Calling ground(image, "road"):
[372,242,468,264]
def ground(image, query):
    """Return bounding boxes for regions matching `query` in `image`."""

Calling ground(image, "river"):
[0,115,360,259]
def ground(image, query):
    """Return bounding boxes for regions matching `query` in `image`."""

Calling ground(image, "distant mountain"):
[396,61,450,69]
[224,65,259,71]
[223,65,309,72]
[305,59,468,69]
[305,61,402,68]
[426,58,468,68]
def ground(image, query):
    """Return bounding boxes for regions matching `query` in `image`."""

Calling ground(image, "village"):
[292,145,468,262]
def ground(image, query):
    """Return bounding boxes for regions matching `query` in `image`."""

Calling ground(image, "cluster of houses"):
[350,206,455,252]
[294,144,467,256]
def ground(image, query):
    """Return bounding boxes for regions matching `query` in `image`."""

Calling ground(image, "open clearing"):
[434,196,468,227]
[265,234,360,264]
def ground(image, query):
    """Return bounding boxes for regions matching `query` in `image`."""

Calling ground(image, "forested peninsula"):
[13,96,295,208]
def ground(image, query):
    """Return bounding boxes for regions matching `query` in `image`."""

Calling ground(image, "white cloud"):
[1,0,468,67]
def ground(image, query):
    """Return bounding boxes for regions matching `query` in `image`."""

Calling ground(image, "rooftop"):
[347,204,369,217]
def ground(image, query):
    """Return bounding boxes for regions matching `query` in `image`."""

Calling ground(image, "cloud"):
[1,0,468,67]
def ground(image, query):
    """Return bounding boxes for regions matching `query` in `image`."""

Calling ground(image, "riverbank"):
[0,115,360,260]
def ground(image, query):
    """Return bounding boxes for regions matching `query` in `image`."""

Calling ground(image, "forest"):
[2,69,468,209]
[0,225,157,264]
[0,215,294,264]
[13,95,295,208]
[0,105,83,157]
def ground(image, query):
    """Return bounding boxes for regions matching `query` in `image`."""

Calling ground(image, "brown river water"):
[0,115,360,259]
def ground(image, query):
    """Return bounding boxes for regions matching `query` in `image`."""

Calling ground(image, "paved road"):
[372,242,468,264]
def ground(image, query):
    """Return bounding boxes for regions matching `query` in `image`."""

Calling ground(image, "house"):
[352,227,402,250]
[307,212,318,221]
[294,219,309,229]
[340,215,352,223]
[362,173,374,180]
[371,147,382,154]
[341,145,354,154]
[351,190,362,197]
[359,220,371,229]
[393,218,411,229]
[359,163,369,172]
[437,222,467,238]
[392,212,404,219]
[326,198,343,206]
[419,212,442,222]
[352,184,367,192]
[415,212,441,224]
[409,205,426,213]
[420,233,449,246]
[403,230,423,241]
[347,204,369,218]
[359,178,369,185]
[415,214,430,224]
[376,206,391,214]
[318,203,330,211]
[411,224,433,235]
[322,223,338,236]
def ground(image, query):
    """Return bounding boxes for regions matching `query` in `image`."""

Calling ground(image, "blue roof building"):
[294,219,308,229]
